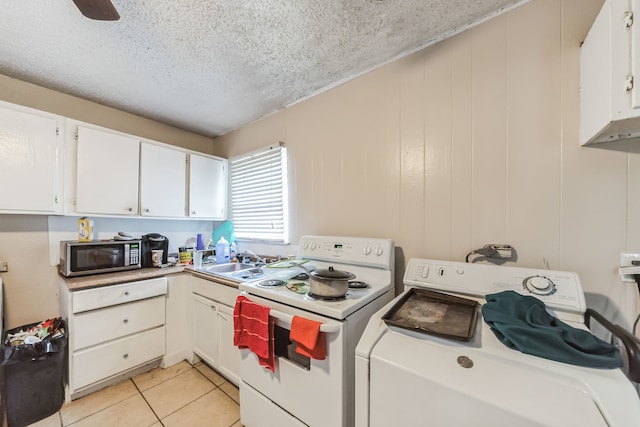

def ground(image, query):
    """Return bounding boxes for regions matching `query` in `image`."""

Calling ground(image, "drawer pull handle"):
[123,318,129,324]
[123,353,129,359]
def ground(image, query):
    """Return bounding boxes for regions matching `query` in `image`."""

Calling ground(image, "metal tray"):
[382,288,479,341]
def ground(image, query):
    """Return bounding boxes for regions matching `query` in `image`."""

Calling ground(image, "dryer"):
[355,259,640,426]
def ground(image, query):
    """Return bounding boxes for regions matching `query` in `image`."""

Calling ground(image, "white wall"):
[215,0,640,329]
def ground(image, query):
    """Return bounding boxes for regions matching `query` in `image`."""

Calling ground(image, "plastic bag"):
[1,318,67,365]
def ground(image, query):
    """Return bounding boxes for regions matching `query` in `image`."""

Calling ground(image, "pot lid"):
[311,266,355,280]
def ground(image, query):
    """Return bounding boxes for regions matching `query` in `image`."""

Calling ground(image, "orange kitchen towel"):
[290,315,326,360]
[233,295,274,372]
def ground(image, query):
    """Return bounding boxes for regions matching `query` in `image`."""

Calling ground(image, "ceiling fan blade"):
[72,0,120,21]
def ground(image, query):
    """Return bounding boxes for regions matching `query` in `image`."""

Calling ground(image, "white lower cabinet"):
[59,277,168,399]
[191,277,240,385]
[192,293,220,368]
[217,303,240,383]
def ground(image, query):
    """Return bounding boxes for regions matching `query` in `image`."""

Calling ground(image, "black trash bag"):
[2,318,68,427]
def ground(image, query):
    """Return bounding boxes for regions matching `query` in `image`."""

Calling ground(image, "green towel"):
[482,291,622,369]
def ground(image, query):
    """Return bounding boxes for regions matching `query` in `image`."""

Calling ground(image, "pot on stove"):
[309,266,356,298]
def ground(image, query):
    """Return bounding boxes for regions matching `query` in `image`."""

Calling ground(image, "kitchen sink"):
[199,263,256,274]
[195,262,265,282]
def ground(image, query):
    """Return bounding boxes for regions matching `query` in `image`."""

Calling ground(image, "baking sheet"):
[382,288,479,341]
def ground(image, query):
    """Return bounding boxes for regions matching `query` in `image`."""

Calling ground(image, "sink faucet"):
[240,249,266,265]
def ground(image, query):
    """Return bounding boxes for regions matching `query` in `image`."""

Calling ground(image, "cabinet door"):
[192,293,219,368]
[0,104,62,214]
[632,0,640,110]
[140,142,186,217]
[189,154,227,219]
[76,126,140,215]
[217,303,240,385]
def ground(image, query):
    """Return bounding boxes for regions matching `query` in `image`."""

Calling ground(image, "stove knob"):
[311,242,316,250]
[375,246,383,256]
[302,242,308,250]
[522,275,556,296]
[364,246,371,255]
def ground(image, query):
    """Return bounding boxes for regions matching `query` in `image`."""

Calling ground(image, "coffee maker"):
[141,233,169,267]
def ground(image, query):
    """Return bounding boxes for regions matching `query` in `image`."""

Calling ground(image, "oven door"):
[239,293,346,427]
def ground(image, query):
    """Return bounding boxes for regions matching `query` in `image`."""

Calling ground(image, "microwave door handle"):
[269,309,340,334]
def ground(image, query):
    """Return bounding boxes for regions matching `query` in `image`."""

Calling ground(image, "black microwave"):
[59,240,141,277]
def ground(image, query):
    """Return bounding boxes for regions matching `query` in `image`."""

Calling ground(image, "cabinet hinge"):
[625,11,633,29]
[625,75,634,92]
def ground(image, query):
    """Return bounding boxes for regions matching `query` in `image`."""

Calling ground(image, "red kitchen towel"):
[233,295,274,372]
[290,315,326,360]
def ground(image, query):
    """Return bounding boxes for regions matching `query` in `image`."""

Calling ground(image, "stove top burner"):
[259,279,287,287]
[306,292,347,301]
[348,280,370,289]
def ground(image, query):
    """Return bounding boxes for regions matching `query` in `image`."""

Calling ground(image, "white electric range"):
[238,235,395,427]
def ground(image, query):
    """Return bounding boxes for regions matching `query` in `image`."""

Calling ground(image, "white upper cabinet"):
[0,102,226,219]
[188,153,227,219]
[581,0,640,146]
[0,102,63,214]
[75,126,140,215]
[140,142,186,218]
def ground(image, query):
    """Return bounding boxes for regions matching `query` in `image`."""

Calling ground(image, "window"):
[229,144,288,242]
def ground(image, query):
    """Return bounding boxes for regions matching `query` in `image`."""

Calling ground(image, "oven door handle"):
[270,309,340,333]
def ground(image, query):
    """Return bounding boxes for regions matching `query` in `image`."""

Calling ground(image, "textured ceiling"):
[0,0,528,137]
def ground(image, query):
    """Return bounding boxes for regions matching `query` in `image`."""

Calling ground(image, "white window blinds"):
[229,145,288,242]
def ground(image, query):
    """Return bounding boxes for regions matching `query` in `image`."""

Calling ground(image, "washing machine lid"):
[368,322,640,427]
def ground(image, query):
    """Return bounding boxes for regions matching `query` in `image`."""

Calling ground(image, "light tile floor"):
[25,362,242,427]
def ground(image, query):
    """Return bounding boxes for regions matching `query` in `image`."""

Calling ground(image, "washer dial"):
[522,275,556,296]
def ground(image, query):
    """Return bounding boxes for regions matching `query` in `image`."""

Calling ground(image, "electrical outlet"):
[619,253,640,282]
[0,261,7,272]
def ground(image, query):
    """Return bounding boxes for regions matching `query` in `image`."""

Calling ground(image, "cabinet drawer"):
[192,277,239,307]
[73,296,166,351]
[73,277,167,313]
[72,326,165,390]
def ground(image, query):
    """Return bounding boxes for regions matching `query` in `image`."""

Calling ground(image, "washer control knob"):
[364,246,372,255]
[420,267,429,278]
[375,246,383,256]
[311,243,316,250]
[522,275,556,295]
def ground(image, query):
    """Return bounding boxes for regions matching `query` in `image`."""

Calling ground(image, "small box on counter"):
[78,217,94,241]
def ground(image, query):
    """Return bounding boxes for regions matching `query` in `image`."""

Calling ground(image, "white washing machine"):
[355,259,640,427]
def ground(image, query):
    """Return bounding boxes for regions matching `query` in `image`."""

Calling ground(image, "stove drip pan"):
[306,292,347,301]
[258,279,287,287]
[348,280,370,289]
